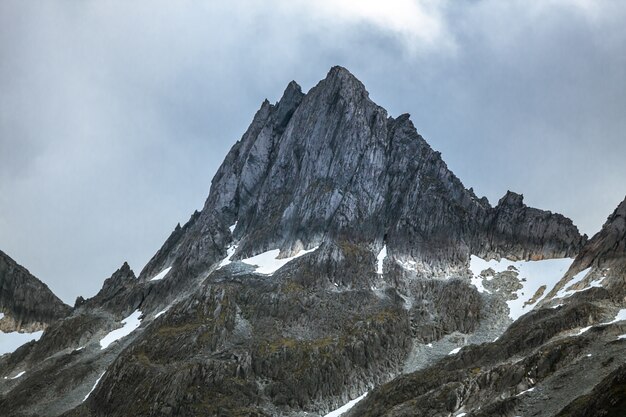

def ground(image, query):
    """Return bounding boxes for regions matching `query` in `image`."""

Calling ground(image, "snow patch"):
[588,276,607,289]
[555,267,593,298]
[469,255,573,320]
[10,371,25,379]
[150,266,172,281]
[0,330,43,355]
[517,387,535,396]
[448,347,462,355]
[610,309,626,323]
[0,312,4,320]
[396,258,418,272]
[470,274,491,294]
[83,372,105,402]
[376,245,387,274]
[154,309,168,318]
[470,255,505,277]
[324,392,368,417]
[229,222,237,233]
[99,310,142,350]
[617,334,626,340]
[574,309,626,337]
[217,245,238,270]
[241,246,319,275]
[576,326,591,335]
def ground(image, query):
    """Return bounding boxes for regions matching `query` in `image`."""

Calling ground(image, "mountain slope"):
[347,196,626,417]
[540,196,626,305]
[0,67,591,417]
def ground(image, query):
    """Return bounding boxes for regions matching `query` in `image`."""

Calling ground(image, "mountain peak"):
[120,261,132,273]
[274,80,304,132]
[327,65,355,79]
[138,67,584,276]
[498,190,524,207]
[0,250,70,332]
[1,66,602,417]
[80,262,139,317]
[277,80,302,105]
[317,65,369,101]
[612,195,626,218]
[569,195,626,272]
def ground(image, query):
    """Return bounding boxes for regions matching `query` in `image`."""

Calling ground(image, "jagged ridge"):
[141,66,585,282]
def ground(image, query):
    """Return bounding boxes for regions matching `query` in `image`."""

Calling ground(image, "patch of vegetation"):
[281,281,305,294]
[338,240,368,258]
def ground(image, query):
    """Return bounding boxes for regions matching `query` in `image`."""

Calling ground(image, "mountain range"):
[1,67,624,417]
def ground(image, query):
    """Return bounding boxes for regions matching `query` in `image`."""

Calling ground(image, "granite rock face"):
[0,67,597,417]
[0,250,70,333]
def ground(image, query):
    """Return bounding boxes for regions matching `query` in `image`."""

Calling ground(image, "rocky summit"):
[0,67,624,417]
[0,251,70,334]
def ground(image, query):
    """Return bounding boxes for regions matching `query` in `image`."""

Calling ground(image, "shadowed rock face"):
[77,262,145,320]
[555,363,626,417]
[0,67,593,417]
[0,250,70,332]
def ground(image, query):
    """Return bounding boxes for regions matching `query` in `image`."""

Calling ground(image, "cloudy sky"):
[1,1,625,304]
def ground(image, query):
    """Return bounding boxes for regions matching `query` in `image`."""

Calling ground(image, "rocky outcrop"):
[0,250,70,333]
[556,362,626,417]
[542,195,626,304]
[79,262,144,319]
[482,191,586,261]
[573,196,626,272]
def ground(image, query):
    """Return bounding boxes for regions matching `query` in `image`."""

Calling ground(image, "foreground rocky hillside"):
[1,67,619,417]
[347,197,626,417]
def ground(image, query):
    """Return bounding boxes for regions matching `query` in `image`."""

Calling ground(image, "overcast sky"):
[1,1,625,304]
